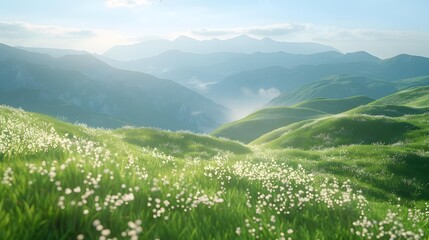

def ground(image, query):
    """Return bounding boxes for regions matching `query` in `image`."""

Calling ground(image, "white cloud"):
[0,21,129,53]
[258,88,281,99]
[192,23,309,38]
[106,0,157,8]
[240,87,281,99]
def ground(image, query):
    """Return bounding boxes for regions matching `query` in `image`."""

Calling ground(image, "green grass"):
[1,105,428,240]
[211,107,327,143]
[268,75,398,106]
[293,95,374,114]
[114,127,251,158]
[347,104,429,117]
[257,114,422,150]
[370,86,429,108]
[396,75,429,89]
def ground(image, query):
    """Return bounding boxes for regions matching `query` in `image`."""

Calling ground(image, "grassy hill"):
[211,107,327,143]
[0,105,428,239]
[212,96,373,144]
[369,86,429,108]
[257,114,421,149]
[347,104,429,117]
[293,96,374,114]
[114,127,250,158]
[396,75,429,89]
[268,75,398,106]
[254,86,429,149]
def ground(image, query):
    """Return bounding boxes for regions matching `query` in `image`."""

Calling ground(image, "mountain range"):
[101,50,380,91]
[0,43,229,132]
[103,35,337,60]
[4,37,429,130]
[207,54,429,113]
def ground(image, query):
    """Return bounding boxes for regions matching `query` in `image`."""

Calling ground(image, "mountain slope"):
[347,105,429,117]
[208,54,429,107]
[396,75,429,89]
[0,44,229,132]
[212,95,373,144]
[293,96,374,114]
[103,35,337,60]
[256,114,421,149]
[268,75,398,106]
[17,46,91,58]
[369,86,429,108]
[115,127,250,158]
[211,107,327,143]
[0,88,134,128]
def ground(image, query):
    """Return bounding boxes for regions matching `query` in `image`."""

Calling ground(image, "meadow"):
[0,105,428,239]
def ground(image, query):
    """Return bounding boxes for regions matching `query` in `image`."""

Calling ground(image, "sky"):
[0,0,428,58]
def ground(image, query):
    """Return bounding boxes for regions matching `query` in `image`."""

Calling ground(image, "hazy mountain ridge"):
[0,43,229,132]
[103,35,337,61]
[207,54,429,113]
[102,50,380,90]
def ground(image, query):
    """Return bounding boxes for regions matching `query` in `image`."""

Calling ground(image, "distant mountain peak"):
[174,35,198,42]
[103,35,337,60]
[230,34,255,40]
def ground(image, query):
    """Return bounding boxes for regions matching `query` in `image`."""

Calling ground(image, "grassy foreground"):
[0,105,428,239]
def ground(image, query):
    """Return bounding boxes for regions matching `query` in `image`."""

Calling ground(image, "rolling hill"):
[211,107,327,143]
[115,127,250,158]
[254,114,422,149]
[347,104,429,117]
[1,103,428,239]
[369,86,429,108]
[293,96,374,114]
[252,87,429,149]
[396,75,429,89]
[268,75,398,106]
[211,95,376,143]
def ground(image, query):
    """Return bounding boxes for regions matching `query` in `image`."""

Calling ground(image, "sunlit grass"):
[0,105,428,239]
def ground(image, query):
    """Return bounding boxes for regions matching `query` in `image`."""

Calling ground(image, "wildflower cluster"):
[1,167,13,187]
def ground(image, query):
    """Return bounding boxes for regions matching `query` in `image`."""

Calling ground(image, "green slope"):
[293,95,374,114]
[369,86,429,108]
[114,128,250,158]
[211,107,327,143]
[347,104,429,117]
[268,75,398,106]
[255,114,424,150]
[1,106,429,239]
[396,75,429,89]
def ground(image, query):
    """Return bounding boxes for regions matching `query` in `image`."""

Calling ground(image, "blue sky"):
[0,0,428,58]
